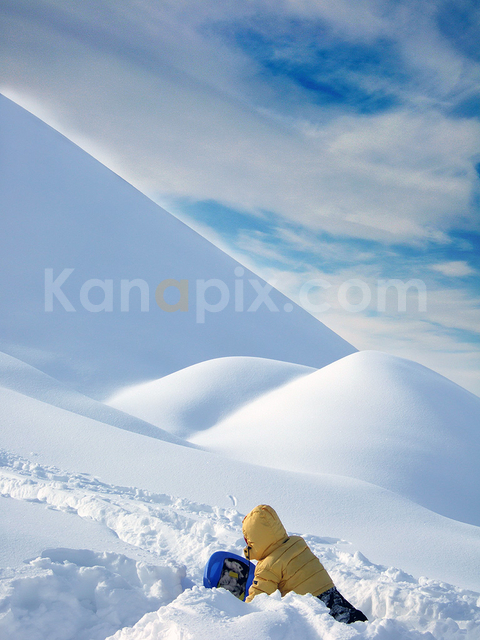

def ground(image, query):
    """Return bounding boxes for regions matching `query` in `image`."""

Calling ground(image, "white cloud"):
[429,261,476,277]
[325,310,480,398]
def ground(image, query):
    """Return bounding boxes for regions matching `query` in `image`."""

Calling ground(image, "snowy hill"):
[2,366,480,594]
[1,94,480,639]
[107,356,315,437]
[191,351,480,526]
[0,94,354,400]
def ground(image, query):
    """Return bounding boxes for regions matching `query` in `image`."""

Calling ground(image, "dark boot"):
[317,587,368,624]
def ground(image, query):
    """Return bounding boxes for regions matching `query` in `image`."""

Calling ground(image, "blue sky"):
[1,0,479,395]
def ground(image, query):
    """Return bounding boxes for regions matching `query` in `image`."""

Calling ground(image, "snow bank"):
[0,550,184,640]
[107,356,314,437]
[107,585,480,640]
[191,351,480,526]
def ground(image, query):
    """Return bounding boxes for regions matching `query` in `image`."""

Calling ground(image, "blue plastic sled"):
[203,551,255,601]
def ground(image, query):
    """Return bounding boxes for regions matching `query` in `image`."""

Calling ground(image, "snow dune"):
[192,350,480,526]
[107,356,315,437]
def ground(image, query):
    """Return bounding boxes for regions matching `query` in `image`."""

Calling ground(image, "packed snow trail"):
[1,452,479,640]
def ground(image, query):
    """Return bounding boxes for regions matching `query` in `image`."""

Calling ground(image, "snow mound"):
[191,351,480,526]
[107,583,480,640]
[0,351,190,446]
[0,549,184,640]
[107,356,315,437]
[0,94,354,399]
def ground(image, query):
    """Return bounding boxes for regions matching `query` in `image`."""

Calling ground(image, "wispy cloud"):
[430,261,476,277]
[2,0,480,244]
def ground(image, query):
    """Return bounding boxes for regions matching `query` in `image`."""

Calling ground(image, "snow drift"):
[0,350,191,445]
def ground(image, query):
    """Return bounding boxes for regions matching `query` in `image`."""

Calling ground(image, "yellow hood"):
[242,505,288,561]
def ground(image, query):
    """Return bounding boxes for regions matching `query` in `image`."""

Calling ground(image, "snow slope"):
[107,356,315,437]
[0,94,354,399]
[191,351,480,526]
[1,378,480,595]
[1,423,480,640]
[0,350,190,446]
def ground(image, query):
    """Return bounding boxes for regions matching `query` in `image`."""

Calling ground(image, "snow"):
[0,351,191,446]
[1,453,479,639]
[191,351,480,526]
[2,378,480,592]
[0,549,185,640]
[0,94,480,639]
[107,356,315,437]
[109,585,480,640]
[0,498,137,569]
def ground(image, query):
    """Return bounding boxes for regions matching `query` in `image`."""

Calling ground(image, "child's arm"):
[245,562,281,602]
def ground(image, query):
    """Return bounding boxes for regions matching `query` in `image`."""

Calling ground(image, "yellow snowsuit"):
[242,504,334,603]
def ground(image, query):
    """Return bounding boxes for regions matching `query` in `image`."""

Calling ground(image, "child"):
[242,504,367,624]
